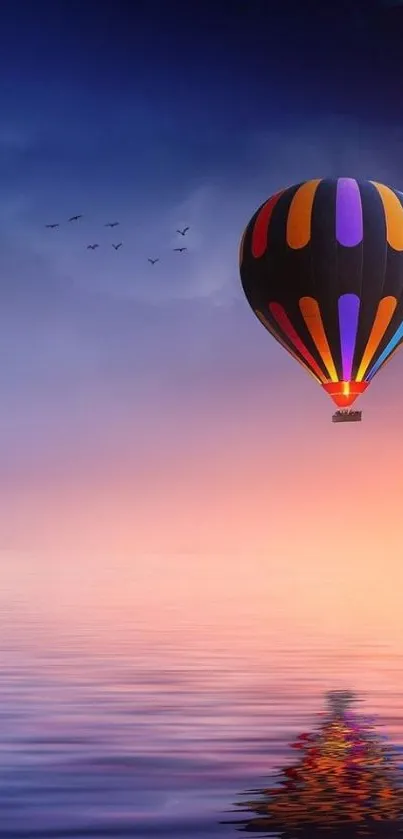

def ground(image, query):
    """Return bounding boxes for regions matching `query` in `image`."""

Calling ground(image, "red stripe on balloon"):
[255,309,322,384]
[269,302,327,383]
[252,191,284,258]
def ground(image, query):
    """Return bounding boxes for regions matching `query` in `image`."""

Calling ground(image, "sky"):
[2,0,403,642]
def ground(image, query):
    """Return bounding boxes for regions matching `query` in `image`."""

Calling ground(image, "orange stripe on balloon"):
[356,295,397,381]
[371,182,403,251]
[286,179,321,249]
[251,190,284,258]
[299,296,338,382]
[269,302,328,383]
[255,309,322,384]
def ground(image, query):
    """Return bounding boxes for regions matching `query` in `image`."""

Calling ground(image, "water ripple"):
[1,611,403,837]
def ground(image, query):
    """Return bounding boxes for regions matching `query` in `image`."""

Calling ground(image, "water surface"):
[1,602,403,838]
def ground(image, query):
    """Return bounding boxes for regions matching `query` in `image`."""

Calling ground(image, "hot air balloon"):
[239,178,403,422]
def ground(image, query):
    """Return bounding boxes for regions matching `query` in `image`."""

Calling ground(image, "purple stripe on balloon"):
[338,294,360,381]
[336,178,363,247]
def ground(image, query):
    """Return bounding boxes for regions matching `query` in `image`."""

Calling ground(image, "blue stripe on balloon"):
[366,321,403,380]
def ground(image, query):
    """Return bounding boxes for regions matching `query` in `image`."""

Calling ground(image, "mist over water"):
[1,599,403,838]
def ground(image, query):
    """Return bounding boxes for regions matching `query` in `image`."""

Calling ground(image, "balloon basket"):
[332,409,362,423]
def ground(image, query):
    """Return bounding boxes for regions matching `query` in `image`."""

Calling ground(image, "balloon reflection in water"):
[225,691,403,836]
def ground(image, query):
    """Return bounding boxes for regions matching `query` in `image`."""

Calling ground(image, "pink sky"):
[1,346,403,654]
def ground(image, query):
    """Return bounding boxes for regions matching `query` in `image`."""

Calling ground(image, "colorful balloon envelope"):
[239,178,403,409]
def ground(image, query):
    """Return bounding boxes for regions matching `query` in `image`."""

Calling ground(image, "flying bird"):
[105,221,119,228]
[45,223,59,229]
[148,258,159,265]
[173,247,187,252]
[68,214,83,222]
[87,244,99,250]
[176,226,189,236]
[112,243,122,250]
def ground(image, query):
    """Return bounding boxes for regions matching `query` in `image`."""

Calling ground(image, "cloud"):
[5,113,403,319]
[140,115,403,303]
[2,112,403,342]
[248,116,403,190]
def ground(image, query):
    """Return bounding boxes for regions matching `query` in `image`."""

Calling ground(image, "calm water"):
[1,605,403,838]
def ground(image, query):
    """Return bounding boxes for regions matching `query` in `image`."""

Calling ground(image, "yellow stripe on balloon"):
[356,296,397,381]
[299,296,338,382]
[255,309,322,384]
[371,182,403,251]
[286,179,321,249]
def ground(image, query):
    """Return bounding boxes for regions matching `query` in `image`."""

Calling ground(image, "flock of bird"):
[44,216,190,264]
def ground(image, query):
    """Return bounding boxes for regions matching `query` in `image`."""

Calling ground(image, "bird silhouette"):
[173,247,187,252]
[148,258,159,265]
[176,226,189,236]
[68,214,83,222]
[105,222,119,228]
[112,243,122,250]
[87,244,99,250]
[45,223,59,229]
